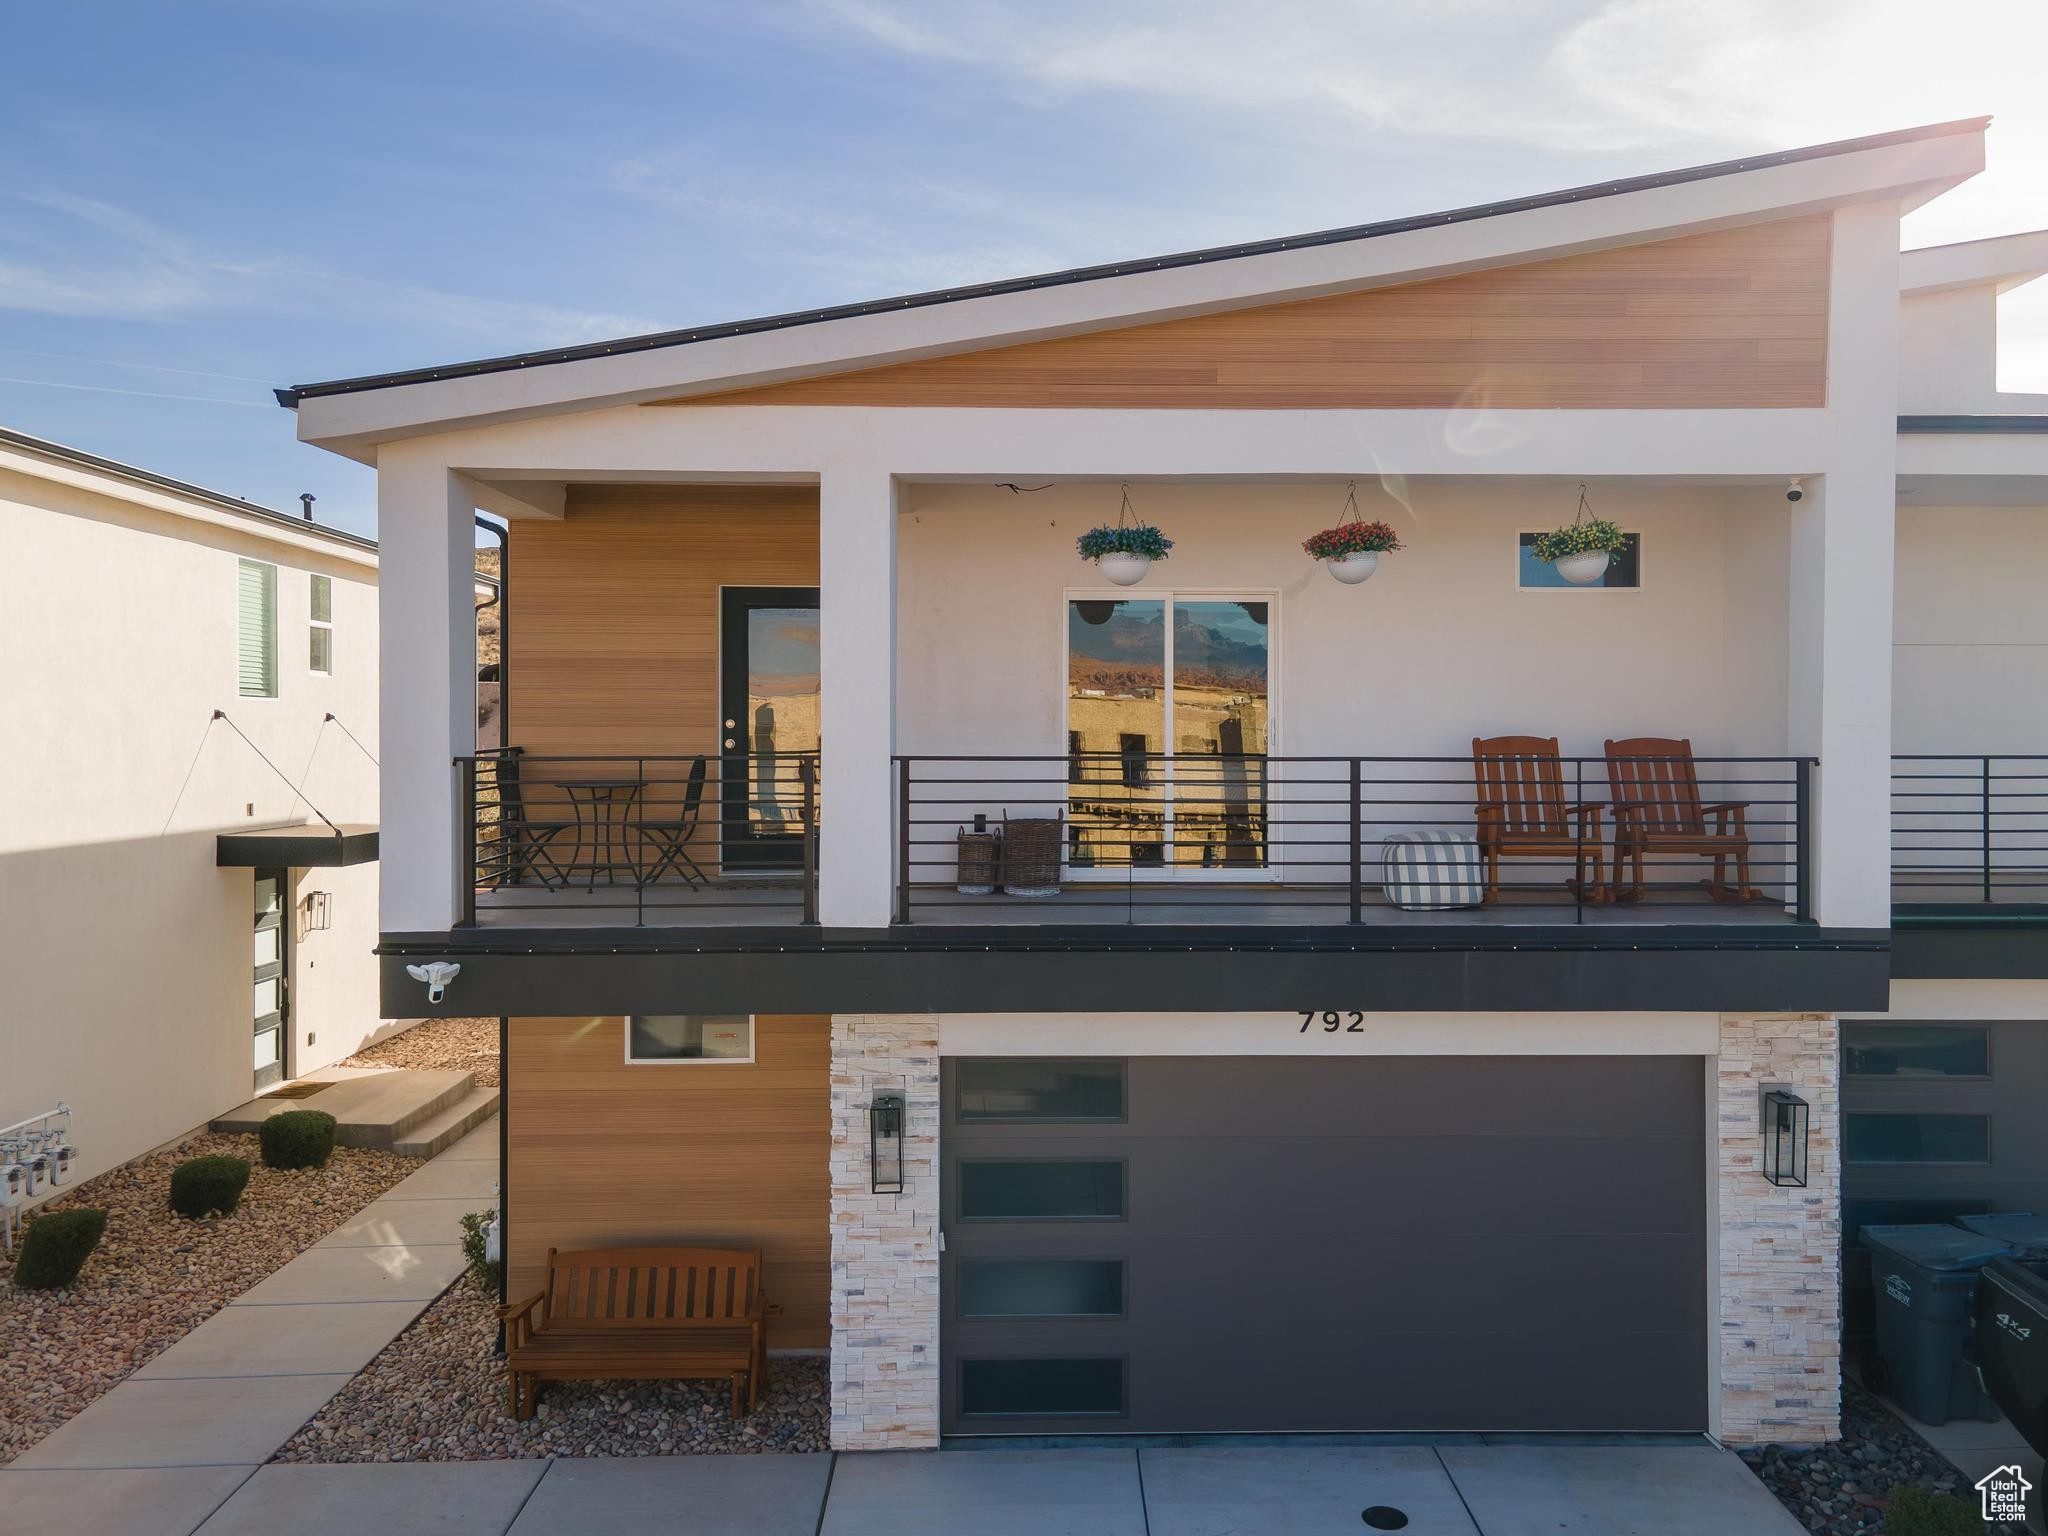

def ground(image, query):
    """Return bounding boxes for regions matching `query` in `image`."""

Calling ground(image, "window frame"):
[1844,1110,1993,1166]
[1514,529,1644,591]
[954,1058,1128,1125]
[1842,1021,1993,1081]
[954,1156,1130,1224]
[956,1257,1129,1321]
[237,557,279,698]
[308,573,333,674]
[622,1014,756,1065]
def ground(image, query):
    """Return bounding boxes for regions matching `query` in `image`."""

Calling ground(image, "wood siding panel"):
[506,1013,829,1350]
[676,218,1828,411]
[507,484,819,756]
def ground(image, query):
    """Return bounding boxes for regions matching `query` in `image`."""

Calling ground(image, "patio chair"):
[1603,737,1761,902]
[1471,735,1606,901]
[640,757,710,887]
[493,749,575,887]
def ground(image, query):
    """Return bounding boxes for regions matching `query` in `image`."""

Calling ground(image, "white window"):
[625,1015,754,1063]
[237,559,278,697]
[309,573,333,673]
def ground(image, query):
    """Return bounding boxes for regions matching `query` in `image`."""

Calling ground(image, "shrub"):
[1075,523,1173,561]
[13,1208,108,1290]
[1530,517,1629,563]
[259,1109,337,1170]
[1303,520,1404,560]
[1882,1484,1982,1535]
[459,1209,503,1294]
[169,1154,251,1218]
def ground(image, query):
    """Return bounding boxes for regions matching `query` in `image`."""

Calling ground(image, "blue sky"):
[5,0,2045,538]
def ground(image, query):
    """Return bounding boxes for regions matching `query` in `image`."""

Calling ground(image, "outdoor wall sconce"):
[1761,1088,1810,1187]
[870,1093,905,1195]
[299,889,332,935]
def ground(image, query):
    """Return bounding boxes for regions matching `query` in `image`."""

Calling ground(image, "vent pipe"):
[300,493,316,521]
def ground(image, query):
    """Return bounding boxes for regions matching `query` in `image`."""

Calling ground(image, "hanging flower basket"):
[1531,485,1628,586]
[1302,482,1403,584]
[1077,485,1172,586]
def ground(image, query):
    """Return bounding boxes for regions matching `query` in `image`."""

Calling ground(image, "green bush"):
[459,1209,503,1294]
[169,1154,251,1218]
[259,1109,337,1170]
[1883,1484,1983,1535]
[13,1208,108,1290]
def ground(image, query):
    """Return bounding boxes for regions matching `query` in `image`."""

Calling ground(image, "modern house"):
[281,117,2048,1449]
[0,428,385,1186]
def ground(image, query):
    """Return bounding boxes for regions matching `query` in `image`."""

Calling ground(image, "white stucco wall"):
[896,480,1793,761]
[0,462,385,1183]
[1894,502,2048,753]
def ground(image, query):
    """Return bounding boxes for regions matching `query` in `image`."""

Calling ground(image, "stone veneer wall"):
[1716,1012,1842,1445]
[828,1013,941,1450]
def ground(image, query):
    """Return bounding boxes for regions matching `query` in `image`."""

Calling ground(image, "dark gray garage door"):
[941,1055,1706,1435]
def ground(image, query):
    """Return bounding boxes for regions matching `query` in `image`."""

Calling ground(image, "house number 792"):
[1300,1011,1365,1032]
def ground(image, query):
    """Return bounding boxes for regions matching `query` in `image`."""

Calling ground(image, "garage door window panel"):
[958,1160,1126,1222]
[960,1357,1125,1418]
[1846,1112,1991,1165]
[1844,1024,1991,1079]
[956,1060,1125,1123]
[959,1259,1125,1319]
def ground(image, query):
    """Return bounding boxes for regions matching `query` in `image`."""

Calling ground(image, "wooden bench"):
[499,1245,766,1420]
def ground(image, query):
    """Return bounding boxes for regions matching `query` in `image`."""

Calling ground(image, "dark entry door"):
[719,587,820,871]
[252,870,288,1090]
[940,1054,1707,1435]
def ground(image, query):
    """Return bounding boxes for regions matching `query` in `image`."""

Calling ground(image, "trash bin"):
[1958,1212,2048,1261]
[1977,1255,2048,1458]
[1862,1223,2009,1424]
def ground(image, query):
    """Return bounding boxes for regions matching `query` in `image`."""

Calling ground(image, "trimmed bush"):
[1882,1484,1982,1535]
[259,1109,337,1170]
[13,1208,108,1290]
[169,1154,251,1218]
[459,1209,503,1294]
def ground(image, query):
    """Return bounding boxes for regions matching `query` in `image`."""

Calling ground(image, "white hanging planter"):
[1324,551,1379,585]
[1095,552,1152,586]
[1552,550,1611,586]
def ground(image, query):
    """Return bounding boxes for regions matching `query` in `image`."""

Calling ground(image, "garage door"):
[940,1055,1706,1435]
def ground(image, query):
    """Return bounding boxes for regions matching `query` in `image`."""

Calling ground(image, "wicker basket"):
[955,829,1000,895]
[1002,813,1062,898]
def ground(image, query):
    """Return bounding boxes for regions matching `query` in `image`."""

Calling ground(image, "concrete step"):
[212,1069,477,1151]
[391,1088,500,1159]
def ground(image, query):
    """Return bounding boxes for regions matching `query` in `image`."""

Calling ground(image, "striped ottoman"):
[1380,830,1484,911]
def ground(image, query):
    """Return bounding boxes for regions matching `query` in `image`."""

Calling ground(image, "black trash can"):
[1959,1212,2048,1261]
[1978,1256,2048,1458]
[1862,1223,2009,1424]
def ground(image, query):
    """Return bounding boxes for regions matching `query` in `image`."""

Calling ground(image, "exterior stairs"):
[212,1068,499,1158]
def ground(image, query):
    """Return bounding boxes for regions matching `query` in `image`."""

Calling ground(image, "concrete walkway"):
[0,1440,1806,1536]
[0,1123,497,1535]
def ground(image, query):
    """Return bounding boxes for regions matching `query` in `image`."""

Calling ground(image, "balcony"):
[1893,755,2048,912]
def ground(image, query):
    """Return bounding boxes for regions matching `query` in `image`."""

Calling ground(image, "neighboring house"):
[0,428,385,1187]
[281,117,2048,1450]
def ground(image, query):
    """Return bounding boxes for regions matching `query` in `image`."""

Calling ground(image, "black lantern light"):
[870,1093,905,1195]
[1761,1089,1810,1187]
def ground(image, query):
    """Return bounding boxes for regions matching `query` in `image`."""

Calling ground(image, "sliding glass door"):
[1065,595,1271,877]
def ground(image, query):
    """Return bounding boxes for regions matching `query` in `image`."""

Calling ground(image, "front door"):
[252,870,288,1090]
[719,587,821,871]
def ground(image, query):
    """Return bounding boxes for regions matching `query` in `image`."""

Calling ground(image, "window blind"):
[238,559,278,697]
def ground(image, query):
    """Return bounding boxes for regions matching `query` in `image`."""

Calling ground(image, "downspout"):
[475,515,508,747]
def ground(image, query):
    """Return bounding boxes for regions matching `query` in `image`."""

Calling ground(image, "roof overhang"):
[1901,229,2048,296]
[289,119,1987,460]
[216,823,380,868]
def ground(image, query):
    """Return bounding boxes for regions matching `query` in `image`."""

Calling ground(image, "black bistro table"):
[559,777,645,890]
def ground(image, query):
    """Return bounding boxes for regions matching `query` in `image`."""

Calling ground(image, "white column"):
[376,454,476,932]
[1789,201,1899,929]
[817,465,898,927]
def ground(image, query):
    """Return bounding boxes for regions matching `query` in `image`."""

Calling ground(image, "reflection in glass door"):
[1065,597,1269,876]
[253,870,287,1090]
[720,587,821,871]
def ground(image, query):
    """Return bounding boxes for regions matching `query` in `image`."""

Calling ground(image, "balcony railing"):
[1892,755,2048,906]
[895,753,1814,927]
[458,748,818,927]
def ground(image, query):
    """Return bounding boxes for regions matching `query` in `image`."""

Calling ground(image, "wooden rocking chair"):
[1602,737,1761,902]
[1471,736,1606,902]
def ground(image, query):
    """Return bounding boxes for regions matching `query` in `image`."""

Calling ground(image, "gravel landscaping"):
[1741,1379,1994,1535]
[341,1015,500,1087]
[275,1279,828,1461]
[0,1130,413,1464]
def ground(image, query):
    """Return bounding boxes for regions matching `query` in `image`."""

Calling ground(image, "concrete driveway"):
[0,1441,1808,1536]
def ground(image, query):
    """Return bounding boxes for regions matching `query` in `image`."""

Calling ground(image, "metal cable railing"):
[895,753,1813,926]
[457,748,818,927]
[1892,755,2048,905]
